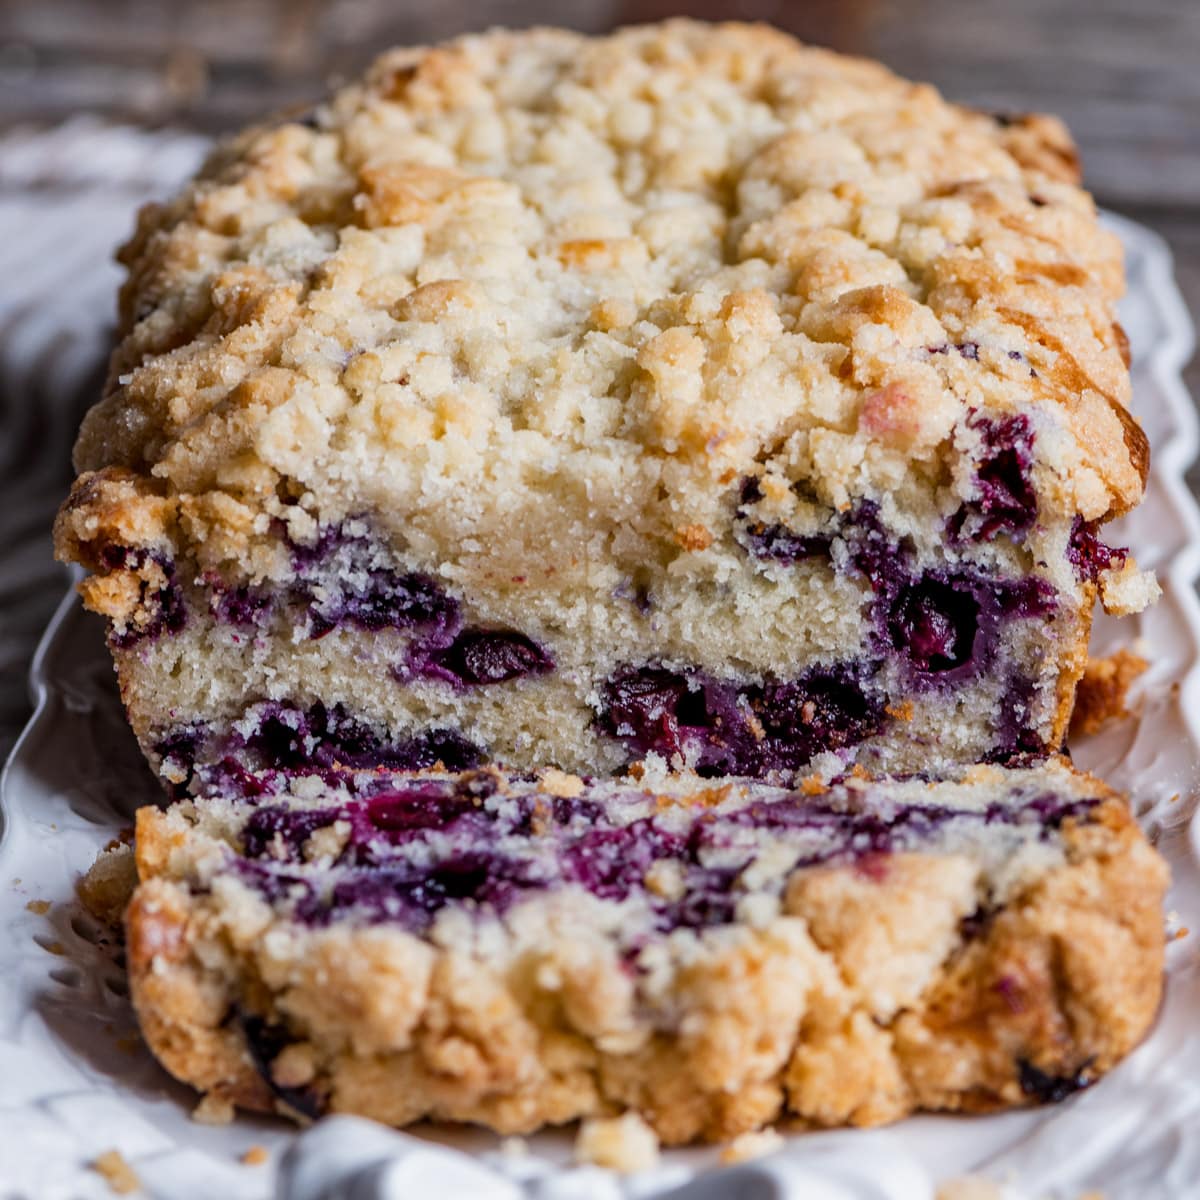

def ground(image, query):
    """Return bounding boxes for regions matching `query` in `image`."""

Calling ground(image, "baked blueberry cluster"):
[210,769,1105,935]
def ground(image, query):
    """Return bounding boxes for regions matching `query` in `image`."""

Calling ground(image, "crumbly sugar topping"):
[60,21,1142,609]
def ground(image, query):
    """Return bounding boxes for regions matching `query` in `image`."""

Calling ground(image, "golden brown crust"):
[126,882,277,1114]
[893,802,1166,1113]
[1048,587,1096,749]
[57,20,1146,587]
[992,112,1082,185]
[993,307,1145,517]
[124,790,1166,1144]
[1107,396,1152,502]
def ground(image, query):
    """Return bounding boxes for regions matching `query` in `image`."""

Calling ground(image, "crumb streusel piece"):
[55,21,1155,784]
[124,758,1166,1143]
[1069,645,1148,737]
[90,1150,141,1196]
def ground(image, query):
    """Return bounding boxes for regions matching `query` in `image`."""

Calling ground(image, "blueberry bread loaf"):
[55,21,1156,785]
[124,759,1166,1141]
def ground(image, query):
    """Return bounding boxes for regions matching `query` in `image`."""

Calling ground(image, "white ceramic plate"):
[0,125,1197,1200]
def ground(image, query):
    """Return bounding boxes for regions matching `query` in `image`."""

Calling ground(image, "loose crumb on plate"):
[241,1145,269,1166]
[90,1150,141,1195]
[719,1128,785,1164]
[1069,647,1149,737]
[25,899,50,915]
[77,843,139,928]
[574,1113,660,1172]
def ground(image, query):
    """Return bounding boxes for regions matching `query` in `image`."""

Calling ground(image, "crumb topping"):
[58,21,1142,607]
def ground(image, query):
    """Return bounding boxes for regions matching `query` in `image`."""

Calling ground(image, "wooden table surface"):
[2,0,1196,392]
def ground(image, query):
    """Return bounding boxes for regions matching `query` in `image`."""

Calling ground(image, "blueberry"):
[235,783,1104,939]
[422,628,554,686]
[889,578,979,673]
[1016,1058,1094,1104]
[108,549,187,649]
[239,1015,324,1118]
[1067,516,1127,583]
[734,475,833,564]
[311,853,545,929]
[750,667,887,770]
[283,520,462,641]
[985,671,1048,764]
[303,566,457,640]
[598,668,695,760]
[211,584,272,627]
[241,804,343,859]
[155,701,485,796]
[562,821,685,901]
[740,523,833,564]
[950,412,1038,544]
[598,663,885,777]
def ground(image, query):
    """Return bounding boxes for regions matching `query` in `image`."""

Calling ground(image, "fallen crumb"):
[77,842,139,928]
[1070,648,1149,737]
[575,1112,660,1172]
[719,1128,784,1165]
[25,899,51,915]
[192,1093,235,1125]
[241,1145,269,1167]
[91,1150,141,1195]
[936,1176,1004,1200]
